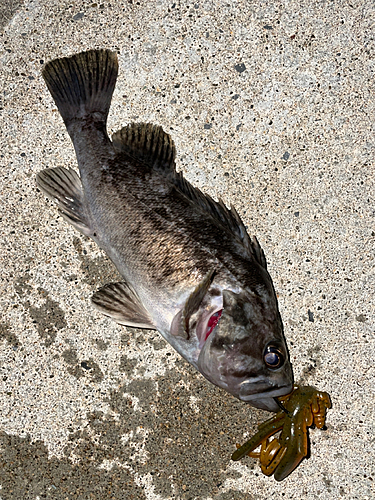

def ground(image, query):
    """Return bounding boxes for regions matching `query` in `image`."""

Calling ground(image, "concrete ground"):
[1,1,374,498]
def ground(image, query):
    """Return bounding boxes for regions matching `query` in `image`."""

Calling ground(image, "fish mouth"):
[239,380,293,412]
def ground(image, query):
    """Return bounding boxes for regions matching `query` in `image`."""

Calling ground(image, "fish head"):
[197,287,293,412]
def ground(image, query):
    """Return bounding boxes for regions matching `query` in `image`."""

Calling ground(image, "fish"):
[36,49,294,413]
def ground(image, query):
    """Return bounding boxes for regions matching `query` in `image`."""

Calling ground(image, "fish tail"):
[42,49,118,127]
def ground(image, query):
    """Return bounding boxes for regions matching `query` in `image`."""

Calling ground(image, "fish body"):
[37,49,293,412]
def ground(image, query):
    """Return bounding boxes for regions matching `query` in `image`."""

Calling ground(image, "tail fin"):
[42,49,118,127]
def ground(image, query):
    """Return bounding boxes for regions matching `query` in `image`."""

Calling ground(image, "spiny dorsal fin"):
[91,282,155,329]
[173,173,268,269]
[174,171,255,255]
[112,122,176,173]
[36,167,91,236]
[250,235,267,269]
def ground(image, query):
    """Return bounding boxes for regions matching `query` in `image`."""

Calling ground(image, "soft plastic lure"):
[232,385,331,481]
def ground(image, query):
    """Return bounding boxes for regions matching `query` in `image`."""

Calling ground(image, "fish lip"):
[239,381,293,402]
[238,383,293,412]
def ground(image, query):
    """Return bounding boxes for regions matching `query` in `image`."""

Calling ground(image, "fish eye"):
[264,345,284,369]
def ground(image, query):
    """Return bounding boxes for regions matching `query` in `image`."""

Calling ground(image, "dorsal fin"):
[112,122,176,173]
[174,175,268,269]
[112,122,267,269]
[250,235,267,269]
[173,171,256,257]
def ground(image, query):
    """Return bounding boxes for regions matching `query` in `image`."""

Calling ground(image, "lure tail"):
[42,49,118,128]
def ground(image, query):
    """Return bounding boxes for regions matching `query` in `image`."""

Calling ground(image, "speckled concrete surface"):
[1,1,374,499]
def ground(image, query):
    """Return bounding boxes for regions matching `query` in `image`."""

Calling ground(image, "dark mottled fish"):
[37,49,293,412]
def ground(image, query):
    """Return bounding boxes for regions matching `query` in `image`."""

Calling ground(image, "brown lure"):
[232,385,332,481]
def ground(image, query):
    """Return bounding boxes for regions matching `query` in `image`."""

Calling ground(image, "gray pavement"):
[1,1,374,498]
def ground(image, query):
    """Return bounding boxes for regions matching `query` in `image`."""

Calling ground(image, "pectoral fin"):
[92,282,155,329]
[170,269,215,339]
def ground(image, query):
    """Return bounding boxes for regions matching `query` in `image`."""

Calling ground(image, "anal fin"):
[36,167,91,236]
[92,282,155,329]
